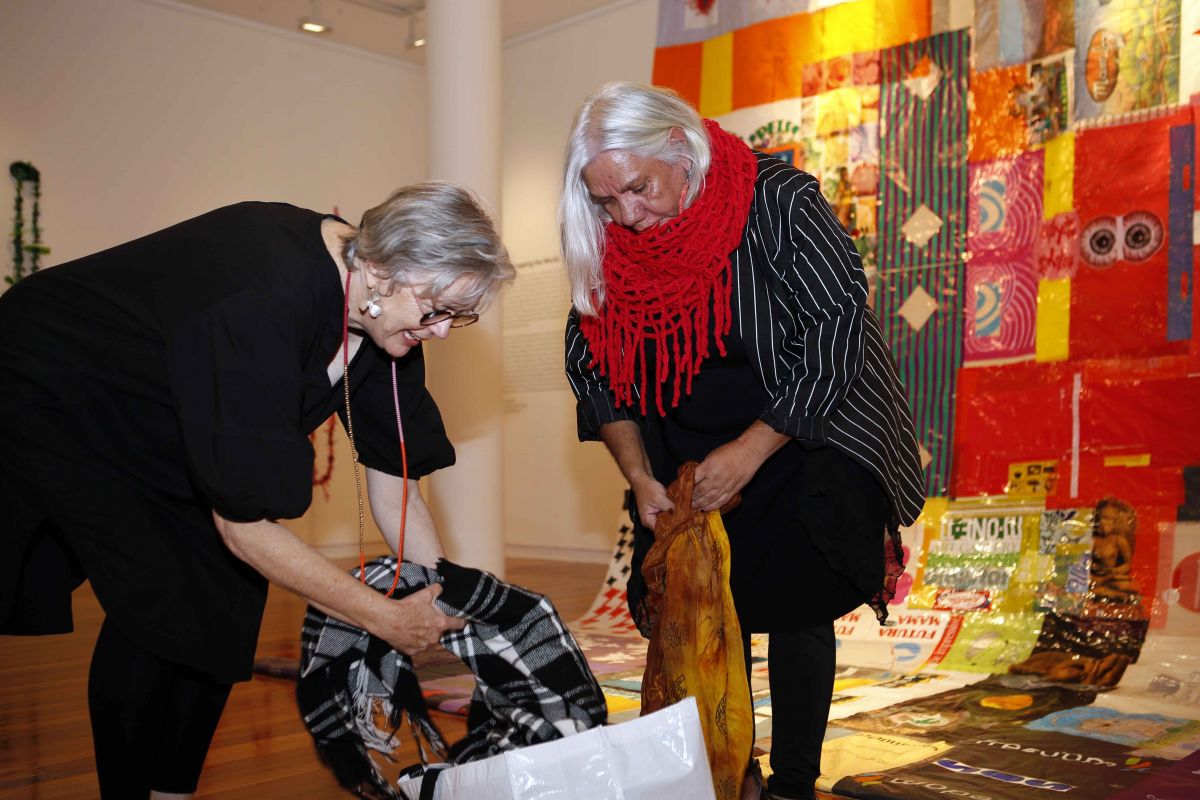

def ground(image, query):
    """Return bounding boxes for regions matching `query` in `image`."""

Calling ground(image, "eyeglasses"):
[419,309,479,328]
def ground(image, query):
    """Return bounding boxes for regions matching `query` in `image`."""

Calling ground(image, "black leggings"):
[744,624,836,799]
[88,617,232,797]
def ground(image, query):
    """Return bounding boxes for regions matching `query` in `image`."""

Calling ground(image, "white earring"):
[366,290,383,319]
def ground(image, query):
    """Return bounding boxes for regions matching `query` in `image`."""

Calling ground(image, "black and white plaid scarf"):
[298,557,607,798]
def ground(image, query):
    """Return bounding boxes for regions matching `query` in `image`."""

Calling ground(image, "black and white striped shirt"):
[565,152,926,527]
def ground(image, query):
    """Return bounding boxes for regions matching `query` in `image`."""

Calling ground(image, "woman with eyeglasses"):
[0,182,512,799]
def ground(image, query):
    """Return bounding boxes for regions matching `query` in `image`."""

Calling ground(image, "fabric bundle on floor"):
[640,463,754,800]
[298,557,607,799]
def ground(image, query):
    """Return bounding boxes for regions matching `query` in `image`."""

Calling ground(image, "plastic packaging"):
[396,697,716,800]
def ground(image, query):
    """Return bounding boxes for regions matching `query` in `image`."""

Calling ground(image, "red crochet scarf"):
[580,119,758,416]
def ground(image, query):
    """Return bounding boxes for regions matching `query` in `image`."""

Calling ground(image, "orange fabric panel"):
[732,14,814,108]
[970,66,1030,162]
[652,42,704,110]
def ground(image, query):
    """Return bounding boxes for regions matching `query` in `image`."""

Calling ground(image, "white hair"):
[343,181,513,311]
[558,82,710,316]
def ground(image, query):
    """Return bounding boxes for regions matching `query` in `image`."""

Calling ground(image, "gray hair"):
[559,82,711,316]
[343,181,513,311]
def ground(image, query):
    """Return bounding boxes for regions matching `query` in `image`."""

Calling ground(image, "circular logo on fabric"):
[1085,30,1121,102]
[980,694,1034,711]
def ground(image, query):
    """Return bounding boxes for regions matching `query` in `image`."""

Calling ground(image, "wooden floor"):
[0,558,606,799]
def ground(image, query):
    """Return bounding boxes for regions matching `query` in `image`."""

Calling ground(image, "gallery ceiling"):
[172,0,630,63]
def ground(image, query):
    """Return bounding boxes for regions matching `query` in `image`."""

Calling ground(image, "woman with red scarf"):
[560,83,926,800]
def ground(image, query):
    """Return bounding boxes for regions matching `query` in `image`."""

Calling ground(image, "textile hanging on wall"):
[1166,120,1195,342]
[737,49,884,275]
[974,0,1075,71]
[876,28,970,496]
[1070,110,1192,361]
[964,152,1044,363]
[969,55,1071,163]
[1074,0,1182,122]
[952,356,1198,506]
[652,0,931,118]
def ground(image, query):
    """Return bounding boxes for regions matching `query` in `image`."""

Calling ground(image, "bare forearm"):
[736,420,791,462]
[215,513,464,655]
[367,468,444,568]
[599,420,654,486]
[214,516,386,631]
[600,420,676,527]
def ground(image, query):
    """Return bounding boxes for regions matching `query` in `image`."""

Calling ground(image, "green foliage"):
[8,161,49,286]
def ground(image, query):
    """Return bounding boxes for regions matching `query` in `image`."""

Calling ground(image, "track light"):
[406,6,425,48]
[299,0,333,34]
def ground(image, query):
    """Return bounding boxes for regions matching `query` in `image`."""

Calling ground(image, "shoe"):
[741,758,767,800]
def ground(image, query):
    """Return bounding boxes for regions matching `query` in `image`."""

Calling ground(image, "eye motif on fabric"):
[1079,212,1164,268]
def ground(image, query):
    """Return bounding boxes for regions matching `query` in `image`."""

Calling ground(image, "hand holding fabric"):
[693,421,790,511]
[631,474,675,529]
[375,583,464,655]
[692,440,761,511]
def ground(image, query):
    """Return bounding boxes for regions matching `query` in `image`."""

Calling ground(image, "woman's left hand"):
[693,440,763,511]
[692,422,791,511]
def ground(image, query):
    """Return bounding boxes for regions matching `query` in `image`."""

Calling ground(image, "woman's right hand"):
[631,474,674,530]
[373,583,465,656]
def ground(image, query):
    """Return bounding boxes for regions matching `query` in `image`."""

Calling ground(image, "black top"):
[0,202,454,682]
[636,323,887,631]
[566,153,925,530]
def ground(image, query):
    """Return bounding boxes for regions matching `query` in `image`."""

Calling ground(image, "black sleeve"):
[339,344,455,479]
[564,307,638,441]
[752,168,869,440]
[167,292,314,522]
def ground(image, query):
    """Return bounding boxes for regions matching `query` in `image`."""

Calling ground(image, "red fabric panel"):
[952,358,1199,504]
[951,362,1073,497]
[1071,111,1192,360]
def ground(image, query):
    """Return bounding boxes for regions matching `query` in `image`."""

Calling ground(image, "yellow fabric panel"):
[818,0,876,60]
[700,33,734,118]
[911,497,948,599]
[880,0,933,52]
[1043,133,1075,219]
[1104,453,1152,468]
[1036,278,1071,362]
[603,693,641,714]
[819,0,931,61]
[815,86,868,136]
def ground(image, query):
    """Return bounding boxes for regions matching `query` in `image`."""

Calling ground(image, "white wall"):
[0,0,427,553]
[0,0,426,261]
[500,0,659,561]
[1,0,663,562]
